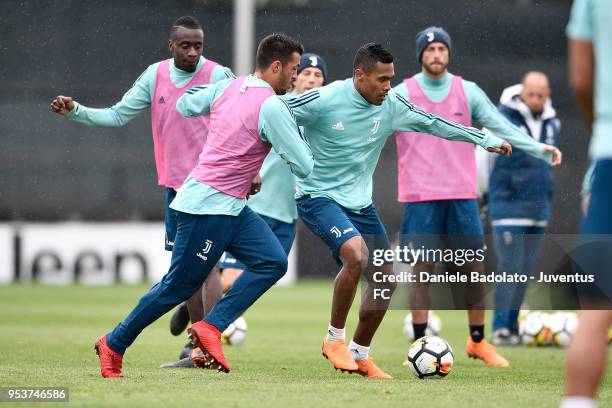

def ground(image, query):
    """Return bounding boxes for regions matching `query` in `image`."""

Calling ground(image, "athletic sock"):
[348,340,370,361]
[470,324,485,342]
[559,397,597,408]
[326,324,345,343]
[413,323,428,340]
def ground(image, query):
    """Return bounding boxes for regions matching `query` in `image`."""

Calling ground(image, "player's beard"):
[275,72,292,95]
[424,61,448,77]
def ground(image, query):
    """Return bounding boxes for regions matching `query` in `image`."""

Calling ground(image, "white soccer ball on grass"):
[407,335,454,379]
[519,311,553,346]
[222,316,248,346]
[549,312,578,348]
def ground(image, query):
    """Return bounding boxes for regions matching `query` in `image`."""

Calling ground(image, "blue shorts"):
[164,188,178,251]
[576,159,612,303]
[220,214,296,271]
[400,199,485,251]
[296,195,391,265]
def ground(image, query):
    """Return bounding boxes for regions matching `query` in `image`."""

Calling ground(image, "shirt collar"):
[416,71,452,90]
[244,74,274,89]
[347,78,373,109]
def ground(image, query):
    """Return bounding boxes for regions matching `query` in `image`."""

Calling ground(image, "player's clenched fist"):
[50,95,75,115]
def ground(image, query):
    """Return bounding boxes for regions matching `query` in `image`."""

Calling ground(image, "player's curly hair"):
[353,43,394,73]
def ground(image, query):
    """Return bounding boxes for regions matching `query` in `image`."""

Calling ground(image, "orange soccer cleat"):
[465,337,510,368]
[321,337,358,372]
[355,357,392,379]
[188,321,231,373]
[94,335,123,378]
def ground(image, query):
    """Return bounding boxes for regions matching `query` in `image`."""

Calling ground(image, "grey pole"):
[233,0,256,76]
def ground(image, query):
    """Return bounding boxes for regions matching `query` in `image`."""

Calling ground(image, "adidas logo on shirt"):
[158,96,166,104]
[331,121,344,130]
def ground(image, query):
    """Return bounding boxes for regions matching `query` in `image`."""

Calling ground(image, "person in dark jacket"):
[478,71,560,345]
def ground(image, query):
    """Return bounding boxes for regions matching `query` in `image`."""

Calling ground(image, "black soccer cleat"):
[170,302,190,336]
[160,356,196,369]
[179,340,197,360]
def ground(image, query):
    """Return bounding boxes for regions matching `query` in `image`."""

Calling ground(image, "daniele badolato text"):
[372,271,595,284]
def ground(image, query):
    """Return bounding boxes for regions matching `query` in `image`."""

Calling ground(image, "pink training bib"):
[151,58,217,188]
[190,76,276,199]
[395,75,475,203]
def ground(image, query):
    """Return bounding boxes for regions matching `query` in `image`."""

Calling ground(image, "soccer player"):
[49,15,232,359]
[93,33,312,377]
[219,53,328,292]
[394,27,562,367]
[562,1,612,407]
[161,53,329,369]
[287,42,512,379]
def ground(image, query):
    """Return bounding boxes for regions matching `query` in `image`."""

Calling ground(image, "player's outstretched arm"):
[391,90,509,154]
[50,65,156,128]
[282,88,322,126]
[176,78,233,118]
[258,97,314,178]
[176,85,213,117]
[471,84,562,166]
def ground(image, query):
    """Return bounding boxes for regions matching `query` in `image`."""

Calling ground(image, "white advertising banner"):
[279,236,297,286]
[18,222,170,285]
[0,225,14,284]
[1,223,296,286]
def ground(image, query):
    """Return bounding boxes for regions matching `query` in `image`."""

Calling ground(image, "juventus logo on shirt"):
[370,118,381,134]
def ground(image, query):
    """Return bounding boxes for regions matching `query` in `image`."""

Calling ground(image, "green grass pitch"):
[0,281,610,407]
